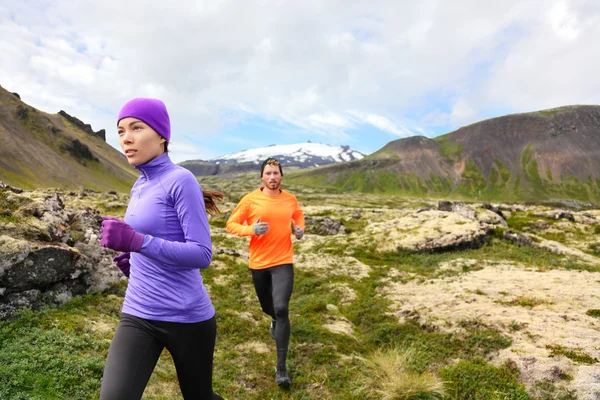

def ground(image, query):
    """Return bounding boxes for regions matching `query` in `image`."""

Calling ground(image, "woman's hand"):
[100,217,145,252]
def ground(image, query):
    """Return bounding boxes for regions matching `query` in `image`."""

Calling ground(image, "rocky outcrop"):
[364,203,507,253]
[0,188,125,320]
[58,110,106,141]
[305,216,346,235]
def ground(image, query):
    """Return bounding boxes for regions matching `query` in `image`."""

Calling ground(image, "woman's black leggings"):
[251,263,294,368]
[99,313,222,400]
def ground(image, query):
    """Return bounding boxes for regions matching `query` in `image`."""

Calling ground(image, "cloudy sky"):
[2,0,599,163]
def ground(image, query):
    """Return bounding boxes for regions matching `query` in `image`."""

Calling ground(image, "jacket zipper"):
[130,168,149,216]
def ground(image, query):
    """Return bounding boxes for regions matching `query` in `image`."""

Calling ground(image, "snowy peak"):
[212,142,365,166]
[179,142,365,176]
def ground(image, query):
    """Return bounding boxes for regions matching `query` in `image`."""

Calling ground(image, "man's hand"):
[253,217,269,235]
[293,225,304,240]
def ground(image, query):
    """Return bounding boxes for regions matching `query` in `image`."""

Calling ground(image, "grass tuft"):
[355,347,445,400]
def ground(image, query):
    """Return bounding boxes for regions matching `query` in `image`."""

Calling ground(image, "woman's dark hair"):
[203,190,224,216]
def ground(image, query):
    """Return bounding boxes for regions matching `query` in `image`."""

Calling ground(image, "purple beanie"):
[117,98,171,142]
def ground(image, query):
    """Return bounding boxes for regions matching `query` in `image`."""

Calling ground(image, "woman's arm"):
[140,174,213,269]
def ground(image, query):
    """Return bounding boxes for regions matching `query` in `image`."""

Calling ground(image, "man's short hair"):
[260,158,283,177]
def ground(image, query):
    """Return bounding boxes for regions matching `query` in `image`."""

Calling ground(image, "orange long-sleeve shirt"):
[226,187,304,270]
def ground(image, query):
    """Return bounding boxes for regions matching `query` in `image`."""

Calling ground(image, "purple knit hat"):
[117,98,171,142]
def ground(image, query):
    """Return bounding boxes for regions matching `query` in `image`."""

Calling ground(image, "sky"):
[1,0,600,163]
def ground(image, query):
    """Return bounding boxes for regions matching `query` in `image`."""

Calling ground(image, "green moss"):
[546,344,599,364]
[585,309,600,318]
[488,166,499,186]
[435,135,464,162]
[427,173,453,193]
[440,360,530,399]
[496,296,553,308]
[521,144,533,167]
[496,159,511,185]
[536,107,570,118]
[457,159,487,198]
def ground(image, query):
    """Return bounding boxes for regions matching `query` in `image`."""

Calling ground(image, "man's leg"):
[251,268,275,319]
[270,264,294,385]
[100,314,163,400]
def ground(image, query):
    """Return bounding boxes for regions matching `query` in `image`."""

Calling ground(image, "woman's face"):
[117,117,166,166]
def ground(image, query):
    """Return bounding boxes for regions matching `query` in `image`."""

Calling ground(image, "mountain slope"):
[290,105,600,202]
[0,85,137,192]
[180,142,365,176]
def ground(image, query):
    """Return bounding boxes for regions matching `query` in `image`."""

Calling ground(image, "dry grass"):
[356,347,445,400]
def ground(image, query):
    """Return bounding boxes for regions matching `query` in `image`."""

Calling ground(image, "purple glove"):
[100,216,145,252]
[113,252,131,277]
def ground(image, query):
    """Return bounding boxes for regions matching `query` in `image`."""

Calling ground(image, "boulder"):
[365,209,492,253]
[0,190,123,320]
[305,216,346,235]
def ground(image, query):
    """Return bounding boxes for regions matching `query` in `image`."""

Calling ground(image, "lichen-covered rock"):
[305,216,346,235]
[503,230,533,246]
[365,209,491,253]
[0,189,124,320]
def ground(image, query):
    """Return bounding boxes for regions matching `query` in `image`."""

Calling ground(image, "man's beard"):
[268,181,280,189]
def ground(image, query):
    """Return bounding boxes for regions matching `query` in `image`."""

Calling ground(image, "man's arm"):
[291,197,305,239]
[291,197,305,230]
[226,197,254,236]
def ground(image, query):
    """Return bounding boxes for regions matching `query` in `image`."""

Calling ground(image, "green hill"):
[290,105,600,202]
[0,85,137,192]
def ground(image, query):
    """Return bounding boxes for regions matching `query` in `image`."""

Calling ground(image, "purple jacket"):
[122,152,215,323]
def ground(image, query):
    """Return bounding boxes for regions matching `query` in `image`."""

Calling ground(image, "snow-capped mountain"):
[179,142,365,176]
[213,142,365,166]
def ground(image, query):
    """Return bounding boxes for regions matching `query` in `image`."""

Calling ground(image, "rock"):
[305,216,346,235]
[438,201,477,221]
[481,202,505,219]
[366,209,491,253]
[0,189,123,320]
[0,244,80,291]
[437,201,453,212]
[476,208,508,228]
[557,212,575,222]
[503,230,533,246]
[215,248,241,257]
[541,198,597,210]
[0,181,23,193]
[531,220,550,230]
[533,210,575,222]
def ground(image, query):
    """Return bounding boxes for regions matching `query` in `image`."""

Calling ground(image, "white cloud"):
[308,112,352,128]
[1,0,600,162]
[348,110,414,137]
[548,0,580,40]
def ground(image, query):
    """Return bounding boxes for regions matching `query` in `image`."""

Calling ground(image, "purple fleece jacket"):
[122,152,214,323]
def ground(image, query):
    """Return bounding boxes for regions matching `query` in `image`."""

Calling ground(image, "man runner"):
[226,157,304,387]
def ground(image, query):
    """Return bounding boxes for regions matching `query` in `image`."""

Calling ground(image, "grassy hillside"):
[289,106,600,203]
[0,85,137,192]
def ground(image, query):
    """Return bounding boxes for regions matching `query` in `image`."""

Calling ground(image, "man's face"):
[262,164,282,190]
